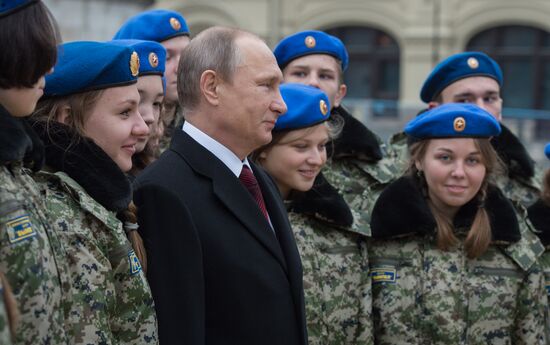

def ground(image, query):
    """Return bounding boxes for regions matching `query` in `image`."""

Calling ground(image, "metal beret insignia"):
[170,17,181,31]
[453,116,466,132]
[130,51,140,77]
[319,99,328,116]
[467,57,479,69]
[305,35,316,49]
[148,52,159,68]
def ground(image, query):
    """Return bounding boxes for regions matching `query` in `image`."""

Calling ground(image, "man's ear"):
[333,84,347,108]
[200,70,220,106]
[427,101,439,109]
[56,104,72,125]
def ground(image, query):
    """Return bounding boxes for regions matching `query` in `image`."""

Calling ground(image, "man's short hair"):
[0,1,60,88]
[178,26,258,114]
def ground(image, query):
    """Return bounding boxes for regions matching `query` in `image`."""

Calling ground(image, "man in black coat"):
[133,26,307,345]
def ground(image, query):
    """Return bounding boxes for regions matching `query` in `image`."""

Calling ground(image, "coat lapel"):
[171,130,288,271]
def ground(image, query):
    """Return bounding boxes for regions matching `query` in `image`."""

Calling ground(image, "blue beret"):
[274,83,331,132]
[420,52,503,103]
[109,39,166,77]
[45,41,138,97]
[545,143,550,160]
[404,103,501,139]
[113,9,189,43]
[274,30,349,71]
[0,0,38,17]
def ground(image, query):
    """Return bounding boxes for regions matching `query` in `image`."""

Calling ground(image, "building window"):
[325,26,400,116]
[467,25,550,139]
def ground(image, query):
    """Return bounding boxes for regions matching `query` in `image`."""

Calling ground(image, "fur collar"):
[491,124,535,179]
[31,120,131,212]
[286,172,353,228]
[371,175,521,243]
[328,105,383,162]
[0,105,44,170]
[527,199,550,246]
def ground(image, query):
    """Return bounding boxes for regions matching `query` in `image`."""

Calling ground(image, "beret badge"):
[130,51,140,77]
[319,100,328,116]
[170,17,181,31]
[467,57,479,69]
[453,117,466,132]
[304,35,316,49]
[148,52,159,68]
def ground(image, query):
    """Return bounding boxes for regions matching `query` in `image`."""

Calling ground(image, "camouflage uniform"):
[286,174,372,345]
[159,104,183,153]
[388,124,542,207]
[33,171,158,345]
[30,121,157,345]
[0,108,69,345]
[369,176,546,345]
[0,276,12,344]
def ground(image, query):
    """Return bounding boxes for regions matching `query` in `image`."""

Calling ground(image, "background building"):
[44,0,550,164]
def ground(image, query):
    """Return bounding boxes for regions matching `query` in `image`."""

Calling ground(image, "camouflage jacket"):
[0,108,69,345]
[0,277,12,344]
[388,124,542,207]
[286,173,372,345]
[369,176,546,345]
[159,104,183,154]
[31,121,157,345]
[527,199,550,341]
[323,106,401,236]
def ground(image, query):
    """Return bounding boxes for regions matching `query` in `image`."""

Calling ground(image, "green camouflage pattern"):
[287,211,373,345]
[322,152,402,237]
[0,163,69,345]
[539,250,550,343]
[159,105,183,154]
[34,171,157,345]
[368,217,547,345]
[0,276,13,344]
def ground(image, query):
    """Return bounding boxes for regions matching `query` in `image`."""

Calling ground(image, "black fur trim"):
[31,120,131,212]
[491,124,535,179]
[328,105,383,162]
[0,105,44,170]
[287,172,353,228]
[371,175,521,243]
[527,199,550,246]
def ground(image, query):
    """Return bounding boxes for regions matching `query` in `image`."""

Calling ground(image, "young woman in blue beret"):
[252,83,373,345]
[527,143,550,340]
[0,1,70,343]
[369,103,546,344]
[30,41,158,344]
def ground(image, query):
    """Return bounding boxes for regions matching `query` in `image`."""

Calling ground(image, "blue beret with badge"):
[420,51,503,103]
[274,83,331,132]
[109,39,166,77]
[274,30,349,71]
[545,143,550,160]
[0,0,38,17]
[404,103,501,139]
[113,9,189,43]
[45,41,139,97]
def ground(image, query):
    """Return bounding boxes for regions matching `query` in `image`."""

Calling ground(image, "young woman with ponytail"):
[30,41,157,344]
[368,103,546,345]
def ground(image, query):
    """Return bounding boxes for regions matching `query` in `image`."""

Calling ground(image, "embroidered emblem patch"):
[128,250,142,275]
[370,267,397,284]
[5,215,36,244]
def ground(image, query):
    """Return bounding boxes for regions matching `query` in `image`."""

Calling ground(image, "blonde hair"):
[409,138,499,258]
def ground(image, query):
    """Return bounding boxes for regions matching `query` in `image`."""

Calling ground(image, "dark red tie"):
[239,165,269,221]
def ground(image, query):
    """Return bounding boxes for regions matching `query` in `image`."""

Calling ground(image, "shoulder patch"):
[128,250,142,275]
[5,214,36,244]
[370,266,397,284]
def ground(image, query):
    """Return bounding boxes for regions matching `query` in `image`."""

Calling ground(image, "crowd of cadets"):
[0,0,549,344]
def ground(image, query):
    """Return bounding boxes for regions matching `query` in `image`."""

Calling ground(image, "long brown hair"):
[409,138,500,258]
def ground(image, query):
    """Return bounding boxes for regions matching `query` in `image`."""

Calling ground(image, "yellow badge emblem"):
[319,99,328,116]
[305,35,316,49]
[453,116,466,132]
[148,52,159,68]
[130,51,140,77]
[128,250,142,275]
[467,57,479,69]
[6,215,36,244]
[170,17,181,31]
[370,267,397,284]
